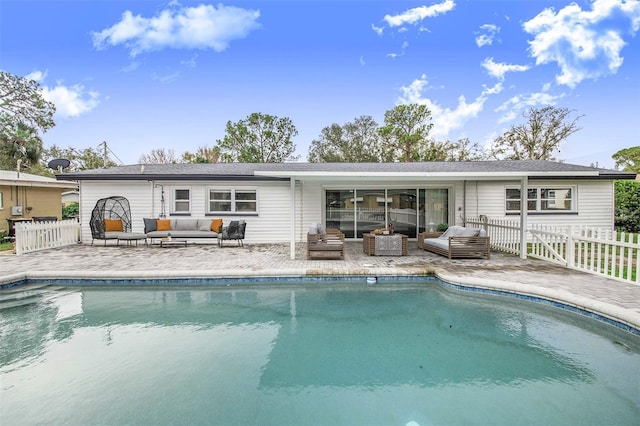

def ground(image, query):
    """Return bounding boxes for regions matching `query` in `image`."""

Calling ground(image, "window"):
[172,188,191,214]
[506,187,574,213]
[0,191,3,209]
[208,189,257,213]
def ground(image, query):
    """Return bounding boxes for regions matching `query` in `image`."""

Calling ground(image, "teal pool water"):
[1,281,639,425]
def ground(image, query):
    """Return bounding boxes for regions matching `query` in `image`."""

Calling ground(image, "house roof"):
[0,170,78,189]
[56,160,636,182]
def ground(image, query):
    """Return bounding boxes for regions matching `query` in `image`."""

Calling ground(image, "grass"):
[0,241,14,252]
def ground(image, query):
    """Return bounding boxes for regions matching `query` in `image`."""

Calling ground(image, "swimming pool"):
[1,280,639,425]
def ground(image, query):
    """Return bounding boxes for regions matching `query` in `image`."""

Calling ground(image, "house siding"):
[79,180,294,244]
[464,179,615,229]
[78,175,618,245]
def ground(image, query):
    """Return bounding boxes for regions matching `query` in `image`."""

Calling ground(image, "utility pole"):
[98,141,108,168]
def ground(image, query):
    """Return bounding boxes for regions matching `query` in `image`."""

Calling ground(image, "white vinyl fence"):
[466,217,640,285]
[15,219,80,255]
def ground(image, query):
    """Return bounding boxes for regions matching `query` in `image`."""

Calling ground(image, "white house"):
[58,160,635,257]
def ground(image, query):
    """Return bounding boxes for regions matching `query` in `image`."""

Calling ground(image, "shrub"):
[62,202,79,220]
[436,223,449,232]
[615,180,640,233]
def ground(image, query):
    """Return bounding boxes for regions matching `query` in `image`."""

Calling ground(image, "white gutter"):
[0,179,78,189]
[255,171,599,179]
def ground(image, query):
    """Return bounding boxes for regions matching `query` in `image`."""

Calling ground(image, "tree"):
[139,148,178,164]
[0,122,43,170]
[217,113,299,163]
[490,106,582,160]
[41,144,117,172]
[378,104,433,162]
[612,146,640,173]
[182,145,222,163]
[447,137,487,161]
[308,116,381,162]
[0,70,56,133]
[615,180,640,233]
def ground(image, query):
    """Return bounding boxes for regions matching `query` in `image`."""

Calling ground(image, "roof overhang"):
[254,170,602,181]
[0,178,78,189]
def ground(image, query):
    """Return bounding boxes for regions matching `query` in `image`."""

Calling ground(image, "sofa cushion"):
[156,219,171,231]
[104,219,123,232]
[438,225,464,239]
[143,218,157,233]
[424,238,449,250]
[211,218,223,233]
[458,227,480,237]
[197,219,212,232]
[174,219,199,231]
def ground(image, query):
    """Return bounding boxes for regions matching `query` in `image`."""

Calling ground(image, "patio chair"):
[217,220,246,247]
[89,196,147,246]
[307,226,345,260]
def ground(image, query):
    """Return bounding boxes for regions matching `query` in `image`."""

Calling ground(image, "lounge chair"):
[217,220,246,247]
[307,226,345,260]
[418,225,490,259]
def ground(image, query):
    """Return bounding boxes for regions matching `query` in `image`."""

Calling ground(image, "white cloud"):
[523,0,640,88]
[495,89,564,123]
[475,24,500,47]
[481,57,531,80]
[397,74,502,139]
[387,41,409,59]
[152,71,181,84]
[384,0,456,27]
[371,24,384,36]
[26,70,101,118]
[359,56,366,66]
[92,3,261,57]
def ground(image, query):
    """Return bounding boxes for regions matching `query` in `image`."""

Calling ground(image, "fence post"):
[566,226,575,268]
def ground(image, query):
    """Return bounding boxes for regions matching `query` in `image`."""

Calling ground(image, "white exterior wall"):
[79,179,294,244]
[463,179,615,230]
[79,177,616,244]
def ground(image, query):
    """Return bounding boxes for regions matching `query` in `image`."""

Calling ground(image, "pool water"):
[1,281,639,425]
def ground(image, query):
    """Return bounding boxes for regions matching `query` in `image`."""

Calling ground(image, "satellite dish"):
[48,158,71,171]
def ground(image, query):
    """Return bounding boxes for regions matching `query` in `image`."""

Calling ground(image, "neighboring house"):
[59,161,635,256]
[62,190,80,206]
[0,170,78,235]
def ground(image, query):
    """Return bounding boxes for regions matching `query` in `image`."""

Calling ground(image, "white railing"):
[465,217,640,284]
[15,219,80,255]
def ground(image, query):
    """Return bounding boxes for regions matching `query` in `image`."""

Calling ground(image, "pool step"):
[0,284,68,309]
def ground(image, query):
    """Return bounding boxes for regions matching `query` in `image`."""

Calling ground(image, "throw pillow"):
[143,218,157,233]
[438,225,464,239]
[211,218,223,233]
[197,219,212,232]
[156,219,171,231]
[317,223,326,234]
[458,227,480,237]
[104,219,123,232]
[174,219,198,231]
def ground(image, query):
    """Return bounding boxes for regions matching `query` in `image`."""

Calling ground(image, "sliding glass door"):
[325,188,449,238]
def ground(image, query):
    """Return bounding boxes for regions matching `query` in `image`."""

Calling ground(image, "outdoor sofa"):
[418,225,490,259]
[144,218,223,243]
[307,224,345,260]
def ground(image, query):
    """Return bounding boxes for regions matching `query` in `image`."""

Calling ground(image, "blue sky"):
[1,0,639,168]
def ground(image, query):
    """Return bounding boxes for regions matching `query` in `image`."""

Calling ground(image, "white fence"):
[15,219,81,255]
[466,217,640,284]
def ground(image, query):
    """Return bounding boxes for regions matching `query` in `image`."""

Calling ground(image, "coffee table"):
[160,239,187,248]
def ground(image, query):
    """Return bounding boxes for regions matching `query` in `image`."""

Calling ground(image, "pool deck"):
[1,241,640,333]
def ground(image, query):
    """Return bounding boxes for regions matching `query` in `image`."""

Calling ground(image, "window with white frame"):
[208,188,257,213]
[506,187,575,213]
[172,188,191,214]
